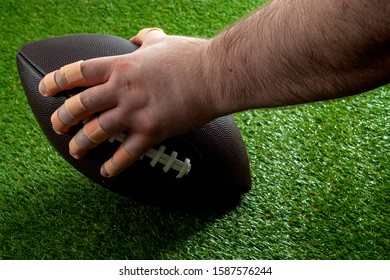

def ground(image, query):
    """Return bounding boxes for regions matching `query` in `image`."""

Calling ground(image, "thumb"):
[129,27,166,46]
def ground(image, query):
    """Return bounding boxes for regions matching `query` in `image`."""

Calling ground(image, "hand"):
[39,28,217,177]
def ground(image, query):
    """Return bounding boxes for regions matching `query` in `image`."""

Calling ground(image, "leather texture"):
[16,34,251,209]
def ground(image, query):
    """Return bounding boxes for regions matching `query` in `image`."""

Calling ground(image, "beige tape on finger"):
[103,145,137,177]
[64,95,89,120]
[39,71,58,96]
[50,95,90,134]
[69,127,99,159]
[51,108,69,134]
[69,137,87,159]
[83,118,111,144]
[132,27,165,45]
[39,60,85,96]
[60,60,86,89]
[138,27,164,37]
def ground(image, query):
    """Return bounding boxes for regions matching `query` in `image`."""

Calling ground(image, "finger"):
[39,60,86,96]
[51,94,91,134]
[69,117,111,159]
[39,57,114,97]
[68,106,127,159]
[100,134,155,177]
[100,145,137,177]
[129,27,166,46]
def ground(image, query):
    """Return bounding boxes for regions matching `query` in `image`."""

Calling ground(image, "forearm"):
[206,0,390,114]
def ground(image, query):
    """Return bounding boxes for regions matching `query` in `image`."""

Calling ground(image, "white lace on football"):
[82,118,191,178]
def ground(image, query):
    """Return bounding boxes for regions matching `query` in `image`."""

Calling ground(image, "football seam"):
[17,51,46,80]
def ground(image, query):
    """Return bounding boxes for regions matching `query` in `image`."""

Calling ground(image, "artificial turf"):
[0,0,389,260]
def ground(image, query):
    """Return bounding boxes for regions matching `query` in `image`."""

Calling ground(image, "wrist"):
[175,37,229,121]
[204,35,256,116]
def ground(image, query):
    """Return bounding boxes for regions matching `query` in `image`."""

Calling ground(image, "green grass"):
[0,0,389,260]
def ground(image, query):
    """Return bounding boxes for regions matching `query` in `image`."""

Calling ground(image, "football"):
[16,34,251,209]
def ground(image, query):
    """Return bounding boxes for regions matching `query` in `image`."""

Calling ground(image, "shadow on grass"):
[0,174,236,259]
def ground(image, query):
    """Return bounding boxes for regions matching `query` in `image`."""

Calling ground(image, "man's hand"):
[39,29,216,177]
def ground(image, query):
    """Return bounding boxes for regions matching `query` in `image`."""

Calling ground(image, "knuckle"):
[112,56,134,73]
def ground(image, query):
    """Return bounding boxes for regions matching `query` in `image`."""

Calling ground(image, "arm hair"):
[206,0,390,113]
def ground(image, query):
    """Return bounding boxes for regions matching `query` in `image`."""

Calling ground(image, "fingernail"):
[50,110,66,135]
[39,80,48,96]
[100,165,111,177]
[69,150,81,160]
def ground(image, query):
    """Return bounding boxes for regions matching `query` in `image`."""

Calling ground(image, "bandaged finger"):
[68,118,111,159]
[130,27,165,45]
[39,60,86,96]
[102,145,137,177]
[51,95,90,134]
